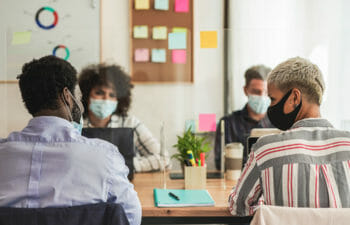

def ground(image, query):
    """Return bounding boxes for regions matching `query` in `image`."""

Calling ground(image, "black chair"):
[0,203,130,225]
[82,128,135,181]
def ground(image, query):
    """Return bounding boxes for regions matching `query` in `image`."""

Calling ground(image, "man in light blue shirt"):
[0,56,141,225]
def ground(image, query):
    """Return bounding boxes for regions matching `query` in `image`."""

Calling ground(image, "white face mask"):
[89,98,118,119]
[247,94,271,114]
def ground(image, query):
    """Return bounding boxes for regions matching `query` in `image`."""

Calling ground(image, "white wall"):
[229,0,347,129]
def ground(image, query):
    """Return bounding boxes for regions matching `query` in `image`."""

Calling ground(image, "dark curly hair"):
[17,55,77,116]
[78,64,133,118]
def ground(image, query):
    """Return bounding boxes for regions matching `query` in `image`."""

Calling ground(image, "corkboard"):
[130,0,193,83]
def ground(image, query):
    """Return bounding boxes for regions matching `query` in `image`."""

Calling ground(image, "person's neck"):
[247,105,265,121]
[295,103,321,122]
[88,112,112,128]
[34,109,70,121]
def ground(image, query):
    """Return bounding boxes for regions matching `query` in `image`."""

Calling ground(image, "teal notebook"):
[153,188,215,207]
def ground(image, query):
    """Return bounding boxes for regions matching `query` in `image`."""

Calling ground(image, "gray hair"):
[244,65,271,86]
[267,57,325,105]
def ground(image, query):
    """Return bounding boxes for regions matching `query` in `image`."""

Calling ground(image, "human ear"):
[61,87,73,109]
[243,86,248,96]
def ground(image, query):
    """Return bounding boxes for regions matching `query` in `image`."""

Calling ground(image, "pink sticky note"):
[175,0,189,12]
[199,114,216,132]
[172,50,186,64]
[134,48,149,62]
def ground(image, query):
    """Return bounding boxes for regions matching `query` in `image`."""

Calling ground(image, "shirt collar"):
[27,116,73,129]
[242,104,259,122]
[291,118,334,129]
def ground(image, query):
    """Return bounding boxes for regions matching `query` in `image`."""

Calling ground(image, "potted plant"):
[172,128,211,169]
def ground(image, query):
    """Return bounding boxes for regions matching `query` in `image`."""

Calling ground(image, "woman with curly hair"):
[78,63,169,172]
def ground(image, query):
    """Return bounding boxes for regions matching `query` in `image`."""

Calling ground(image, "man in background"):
[215,65,273,170]
[0,56,141,225]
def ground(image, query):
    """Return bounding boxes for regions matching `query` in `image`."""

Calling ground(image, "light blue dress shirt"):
[0,116,141,225]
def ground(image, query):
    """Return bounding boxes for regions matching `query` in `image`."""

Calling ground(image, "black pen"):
[168,192,180,200]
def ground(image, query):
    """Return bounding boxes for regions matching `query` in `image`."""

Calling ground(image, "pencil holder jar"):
[184,166,206,189]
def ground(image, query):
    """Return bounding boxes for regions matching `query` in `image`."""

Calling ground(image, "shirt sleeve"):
[228,151,262,216]
[107,148,142,225]
[133,121,170,172]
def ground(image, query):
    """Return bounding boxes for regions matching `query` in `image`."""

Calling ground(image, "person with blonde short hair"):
[229,57,350,216]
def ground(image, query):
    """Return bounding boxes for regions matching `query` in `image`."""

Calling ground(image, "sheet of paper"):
[151,49,166,63]
[185,119,196,133]
[168,32,186,49]
[133,26,148,39]
[198,114,216,132]
[11,31,32,45]
[135,0,150,10]
[175,0,189,12]
[200,31,218,48]
[155,0,169,10]
[172,50,186,64]
[172,27,187,34]
[134,48,149,62]
[153,26,167,40]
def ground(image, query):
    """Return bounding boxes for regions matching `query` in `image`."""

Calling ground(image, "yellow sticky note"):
[133,26,148,39]
[200,31,217,48]
[172,27,187,34]
[12,31,32,45]
[135,0,150,10]
[153,26,167,40]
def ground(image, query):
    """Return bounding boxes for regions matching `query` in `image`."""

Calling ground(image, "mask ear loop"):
[61,91,74,122]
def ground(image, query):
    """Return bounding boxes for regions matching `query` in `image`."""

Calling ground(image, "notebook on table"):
[153,188,215,207]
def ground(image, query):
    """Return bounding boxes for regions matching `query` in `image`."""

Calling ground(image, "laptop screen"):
[82,128,135,180]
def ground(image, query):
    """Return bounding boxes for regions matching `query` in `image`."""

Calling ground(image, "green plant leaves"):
[172,128,211,163]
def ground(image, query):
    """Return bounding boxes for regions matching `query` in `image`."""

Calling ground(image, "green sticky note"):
[153,26,167,40]
[168,32,186,49]
[133,26,148,39]
[151,49,166,63]
[155,0,169,10]
[11,31,32,45]
[172,27,187,34]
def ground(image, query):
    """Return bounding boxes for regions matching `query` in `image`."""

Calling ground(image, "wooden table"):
[133,172,252,224]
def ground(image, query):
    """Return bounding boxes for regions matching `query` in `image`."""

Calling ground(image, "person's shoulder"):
[78,135,120,155]
[120,114,141,127]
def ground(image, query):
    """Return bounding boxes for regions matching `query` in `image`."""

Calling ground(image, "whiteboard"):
[0,0,100,81]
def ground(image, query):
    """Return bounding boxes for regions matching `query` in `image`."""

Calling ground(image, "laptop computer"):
[82,128,135,181]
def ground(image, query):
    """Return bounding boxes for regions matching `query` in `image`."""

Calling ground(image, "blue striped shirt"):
[0,116,141,225]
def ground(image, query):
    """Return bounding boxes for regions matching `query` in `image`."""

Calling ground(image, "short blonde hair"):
[267,57,325,105]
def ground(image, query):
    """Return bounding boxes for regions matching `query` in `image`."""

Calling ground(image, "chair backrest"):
[251,205,350,225]
[82,128,135,180]
[0,203,130,225]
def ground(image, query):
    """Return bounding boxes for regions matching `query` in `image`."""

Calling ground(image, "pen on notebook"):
[168,192,180,200]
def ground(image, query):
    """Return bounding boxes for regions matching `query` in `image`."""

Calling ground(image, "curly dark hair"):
[78,64,133,118]
[17,55,77,116]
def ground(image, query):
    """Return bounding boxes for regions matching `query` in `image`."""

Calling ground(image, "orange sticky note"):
[200,31,218,48]
[199,114,216,132]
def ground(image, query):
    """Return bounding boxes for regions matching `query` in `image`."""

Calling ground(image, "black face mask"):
[267,90,302,131]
